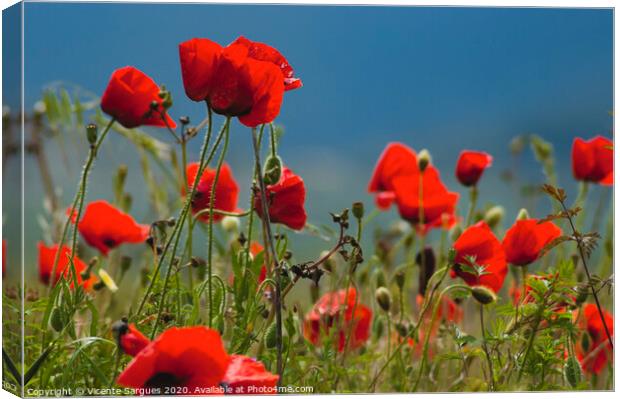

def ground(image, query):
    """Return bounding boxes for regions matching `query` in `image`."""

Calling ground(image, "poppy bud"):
[81,257,98,280]
[416,247,436,296]
[352,202,365,220]
[484,206,505,229]
[375,287,392,312]
[86,123,97,145]
[418,149,432,172]
[321,250,335,273]
[517,208,530,221]
[263,155,282,186]
[395,322,409,338]
[564,353,583,388]
[179,116,190,125]
[50,308,65,332]
[531,135,552,161]
[265,323,277,349]
[471,286,497,305]
[395,269,406,291]
[221,216,240,233]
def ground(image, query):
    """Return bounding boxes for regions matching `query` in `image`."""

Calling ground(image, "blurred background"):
[2,3,613,281]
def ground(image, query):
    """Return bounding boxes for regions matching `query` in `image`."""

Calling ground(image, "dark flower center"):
[145,372,185,389]
[103,238,118,248]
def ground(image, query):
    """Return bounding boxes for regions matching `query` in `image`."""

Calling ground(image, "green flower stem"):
[49,118,115,296]
[479,304,495,391]
[250,126,283,384]
[135,108,217,318]
[411,284,471,392]
[147,117,227,339]
[207,117,231,328]
[465,185,478,227]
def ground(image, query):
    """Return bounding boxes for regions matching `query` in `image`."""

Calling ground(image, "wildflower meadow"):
[1,3,614,396]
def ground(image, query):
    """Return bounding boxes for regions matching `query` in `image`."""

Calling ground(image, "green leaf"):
[24,345,54,386]
[2,348,22,386]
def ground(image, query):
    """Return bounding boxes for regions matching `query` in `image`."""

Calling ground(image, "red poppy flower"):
[101,66,176,129]
[572,136,613,185]
[575,304,614,374]
[231,36,302,91]
[222,355,279,394]
[254,167,307,230]
[450,221,507,293]
[179,37,287,127]
[186,162,239,224]
[117,327,230,392]
[303,288,372,352]
[502,219,562,266]
[392,166,459,234]
[368,143,418,210]
[72,200,149,256]
[37,242,93,290]
[455,150,493,187]
[119,324,151,357]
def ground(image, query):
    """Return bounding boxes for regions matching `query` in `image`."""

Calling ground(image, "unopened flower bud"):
[352,202,365,220]
[510,136,526,155]
[416,247,436,296]
[375,287,392,312]
[395,269,406,291]
[179,116,190,125]
[580,332,590,352]
[517,208,530,221]
[222,216,240,233]
[263,155,282,185]
[471,285,497,305]
[484,206,505,229]
[86,123,97,145]
[418,149,432,172]
[321,250,335,273]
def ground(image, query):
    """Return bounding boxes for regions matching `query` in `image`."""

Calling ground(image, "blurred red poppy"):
[575,304,614,374]
[72,200,149,256]
[572,136,613,185]
[502,219,562,266]
[254,167,307,230]
[303,288,372,352]
[409,294,463,358]
[117,327,229,392]
[450,221,507,292]
[368,142,418,210]
[119,324,151,357]
[179,37,287,127]
[392,167,459,234]
[455,150,493,187]
[231,36,302,91]
[222,355,279,394]
[38,242,93,290]
[186,162,239,224]
[101,66,176,129]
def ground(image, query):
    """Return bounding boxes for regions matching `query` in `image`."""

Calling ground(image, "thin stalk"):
[135,108,215,318]
[465,186,478,227]
[250,127,283,383]
[479,304,495,391]
[559,199,613,350]
[49,118,115,295]
[207,117,231,327]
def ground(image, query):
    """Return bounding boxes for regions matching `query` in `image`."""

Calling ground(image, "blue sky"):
[3,3,614,266]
